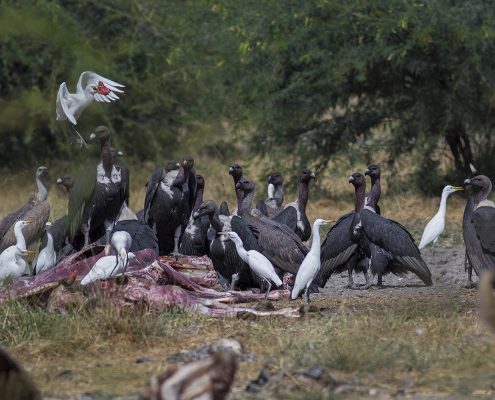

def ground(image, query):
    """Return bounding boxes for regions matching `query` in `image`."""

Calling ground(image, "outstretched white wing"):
[79,71,125,103]
[56,82,77,124]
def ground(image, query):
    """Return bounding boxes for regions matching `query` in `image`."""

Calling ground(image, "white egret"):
[292,219,330,303]
[56,71,124,145]
[0,220,35,284]
[221,231,282,299]
[111,231,133,273]
[35,222,56,274]
[419,185,464,254]
[80,252,136,286]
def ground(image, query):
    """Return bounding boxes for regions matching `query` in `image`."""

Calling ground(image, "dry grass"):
[0,161,483,399]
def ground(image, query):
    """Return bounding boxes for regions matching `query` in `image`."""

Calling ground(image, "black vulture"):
[180,174,210,256]
[463,175,495,287]
[143,156,195,256]
[0,166,50,254]
[236,178,308,276]
[263,171,285,217]
[193,200,259,289]
[349,172,432,287]
[272,169,315,241]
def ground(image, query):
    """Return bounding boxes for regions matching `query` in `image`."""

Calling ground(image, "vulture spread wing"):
[360,210,432,285]
[472,206,495,254]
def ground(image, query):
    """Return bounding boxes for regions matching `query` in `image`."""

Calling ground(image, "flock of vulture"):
[0,71,493,304]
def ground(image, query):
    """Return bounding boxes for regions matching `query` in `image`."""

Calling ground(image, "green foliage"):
[1,0,495,192]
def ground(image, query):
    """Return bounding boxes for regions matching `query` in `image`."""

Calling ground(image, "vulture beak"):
[364,168,370,175]
[452,186,464,191]
[218,231,229,236]
[310,172,316,179]
[89,133,96,140]
[117,151,124,157]
[56,178,63,184]
[235,181,242,190]
[348,176,355,183]
[175,162,180,168]
[45,221,52,227]
[228,166,234,174]
[463,178,472,185]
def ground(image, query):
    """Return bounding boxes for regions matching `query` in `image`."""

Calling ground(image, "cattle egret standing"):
[35,222,56,274]
[221,231,282,299]
[0,220,34,284]
[81,252,136,286]
[419,185,464,254]
[292,219,330,303]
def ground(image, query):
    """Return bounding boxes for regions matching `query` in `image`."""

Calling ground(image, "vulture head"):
[364,164,380,180]
[165,160,180,172]
[299,169,316,183]
[195,174,205,190]
[193,200,216,219]
[268,171,283,186]
[464,175,492,193]
[182,155,195,170]
[228,164,243,181]
[348,172,366,188]
[56,175,74,192]
[89,125,111,143]
[235,178,255,194]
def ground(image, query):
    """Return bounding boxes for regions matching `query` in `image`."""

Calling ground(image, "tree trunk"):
[445,122,474,173]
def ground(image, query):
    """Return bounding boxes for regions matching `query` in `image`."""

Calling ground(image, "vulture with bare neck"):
[462,175,495,288]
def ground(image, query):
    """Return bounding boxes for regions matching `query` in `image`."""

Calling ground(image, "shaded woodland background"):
[1,0,495,194]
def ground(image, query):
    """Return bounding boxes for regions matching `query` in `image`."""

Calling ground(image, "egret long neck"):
[438,191,449,217]
[14,225,27,250]
[232,241,249,263]
[309,226,321,258]
[46,231,54,252]
[36,178,48,202]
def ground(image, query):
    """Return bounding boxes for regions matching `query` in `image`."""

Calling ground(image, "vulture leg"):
[82,221,90,246]
[377,273,383,287]
[464,252,477,289]
[171,226,182,259]
[360,258,374,290]
[345,266,356,289]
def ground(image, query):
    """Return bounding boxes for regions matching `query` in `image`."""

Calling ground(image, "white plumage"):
[419,185,464,252]
[292,219,329,303]
[0,220,32,284]
[111,230,133,267]
[222,231,282,299]
[56,71,124,145]
[81,252,135,286]
[35,222,56,274]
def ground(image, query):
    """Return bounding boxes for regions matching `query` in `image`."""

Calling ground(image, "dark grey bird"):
[0,346,41,400]
[0,166,50,255]
[364,164,381,215]
[272,169,315,241]
[193,200,259,289]
[179,174,210,256]
[143,156,196,256]
[67,126,127,249]
[236,178,308,277]
[463,175,495,288]
[111,204,159,256]
[258,171,285,217]
[349,172,432,288]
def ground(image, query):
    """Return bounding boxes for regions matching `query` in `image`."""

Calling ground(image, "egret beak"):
[218,231,229,236]
[89,133,96,140]
[323,220,335,224]
[24,220,33,225]
[21,250,36,256]
[452,186,464,191]
[348,176,355,183]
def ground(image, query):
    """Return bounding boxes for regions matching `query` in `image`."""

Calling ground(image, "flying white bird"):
[221,231,282,299]
[56,71,125,146]
[292,219,330,303]
[35,222,56,274]
[80,252,136,286]
[0,220,34,284]
[419,185,464,254]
